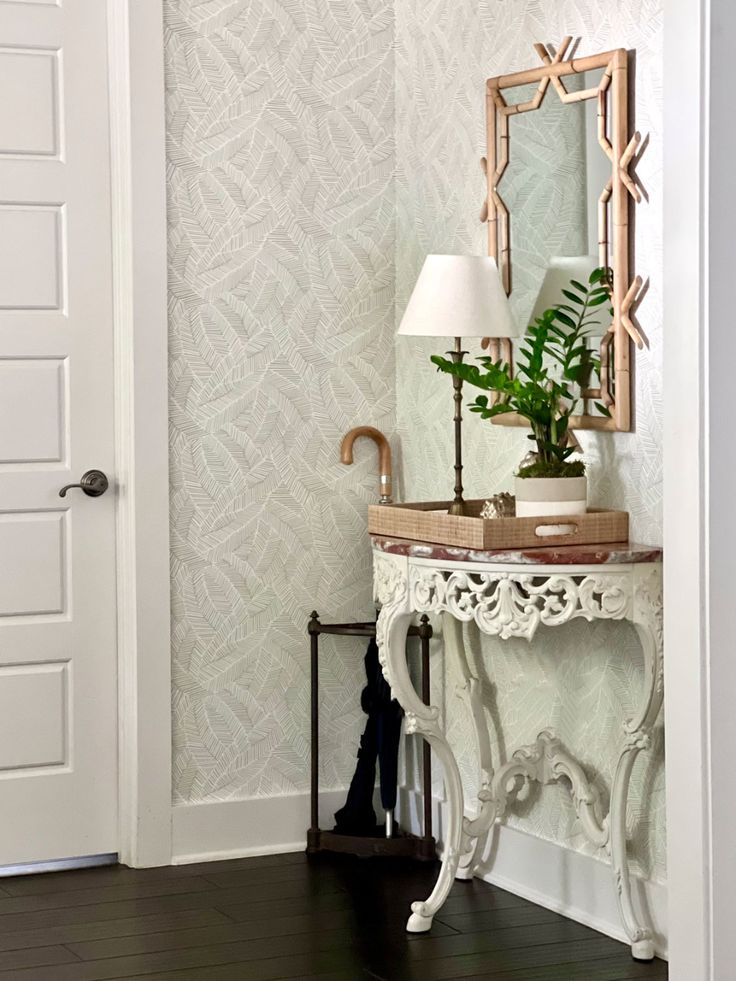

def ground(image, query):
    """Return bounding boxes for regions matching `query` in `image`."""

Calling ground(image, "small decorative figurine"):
[480,492,516,519]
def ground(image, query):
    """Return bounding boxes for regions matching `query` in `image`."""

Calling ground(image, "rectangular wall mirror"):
[484,41,643,432]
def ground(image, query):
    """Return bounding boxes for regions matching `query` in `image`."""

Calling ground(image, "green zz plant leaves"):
[431,267,612,479]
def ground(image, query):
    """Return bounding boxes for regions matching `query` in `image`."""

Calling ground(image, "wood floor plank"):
[384,949,667,981]
[81,947,384,981]
[0,945,81,972]
[300,956,668,981]
[439,883,545,916]
[384,918,621,963]
[216,876,444,924]
[289,975,382,981]
[0,852,307,897]
[121,958,371,981]
[1,865,210,898]
[0,935,371,979]
[198,862,350,890]
[0,877,345,934]
[90,938,642,981]
[202,858,330,886]
[0,876,216,915]
[0,908,231,953]
[377,939,663,981]
[430,956,667,980]
[66,911,457,961]
[435,903,573,933]
[213,888,359,924]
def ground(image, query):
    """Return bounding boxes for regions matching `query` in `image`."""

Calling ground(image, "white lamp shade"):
[528,255,599,326]
[397,255,518,339]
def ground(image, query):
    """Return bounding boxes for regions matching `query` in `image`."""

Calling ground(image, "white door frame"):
[108,0,171,868]
[663,0,710,967]
[664,0,736,977]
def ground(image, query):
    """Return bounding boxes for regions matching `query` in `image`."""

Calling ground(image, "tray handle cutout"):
[534,520,580,538]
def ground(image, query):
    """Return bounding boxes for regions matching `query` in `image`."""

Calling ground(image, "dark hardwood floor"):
[0,851,667,980]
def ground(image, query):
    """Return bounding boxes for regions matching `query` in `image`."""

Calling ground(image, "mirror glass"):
[497,71,612,417]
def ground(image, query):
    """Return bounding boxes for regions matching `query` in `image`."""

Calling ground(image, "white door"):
[0,0,118,864]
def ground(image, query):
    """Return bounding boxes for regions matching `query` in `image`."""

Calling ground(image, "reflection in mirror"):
[498,70,613,419]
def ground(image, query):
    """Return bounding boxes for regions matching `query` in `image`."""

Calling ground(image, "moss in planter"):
[517,460,586,480]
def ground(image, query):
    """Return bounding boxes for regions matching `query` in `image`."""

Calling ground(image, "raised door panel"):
[0,45,60,157]
[0,662,68,771]
[0,204,65,310]
[0,511,66,617]
[0,358,66,464]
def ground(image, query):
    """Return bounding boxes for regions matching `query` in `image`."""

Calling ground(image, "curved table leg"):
[610,566,664,961]
[444,615,494,881]
[374,554,466,933]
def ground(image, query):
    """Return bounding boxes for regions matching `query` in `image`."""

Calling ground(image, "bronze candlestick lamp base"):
[447,335,468,516]
[397,257,517,515]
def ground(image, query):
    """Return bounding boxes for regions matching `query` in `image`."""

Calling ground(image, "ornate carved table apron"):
[372,536,663,961]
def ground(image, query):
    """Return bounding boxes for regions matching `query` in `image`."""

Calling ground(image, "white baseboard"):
[398,786,668,959]
[171,789,348,865]
[476,824,668,959]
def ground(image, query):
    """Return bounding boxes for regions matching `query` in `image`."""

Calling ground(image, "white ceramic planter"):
[515,475,587,518]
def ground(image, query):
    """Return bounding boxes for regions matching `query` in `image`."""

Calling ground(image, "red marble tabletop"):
[370,535,662,566]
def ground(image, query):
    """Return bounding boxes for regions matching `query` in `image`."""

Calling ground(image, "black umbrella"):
[333,631,403,835]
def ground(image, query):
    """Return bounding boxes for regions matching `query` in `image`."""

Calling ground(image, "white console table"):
[372,535,663,961]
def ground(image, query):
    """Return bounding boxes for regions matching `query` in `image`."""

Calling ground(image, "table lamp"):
[398,255,518,516]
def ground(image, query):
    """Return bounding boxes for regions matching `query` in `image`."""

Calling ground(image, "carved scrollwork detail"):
[410,899,431,918]
[411,567,448,611]
[405,710,434,736]
[373,554,414,704]
[463,730,609,851]
[623,729,651,752]
[634,566,663,660]
[578,575,632,620]
[409,568,632,641]
[373,552,408,608]
[625,564,664,735]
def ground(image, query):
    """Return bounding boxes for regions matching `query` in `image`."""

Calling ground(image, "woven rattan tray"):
[368,499,628,550]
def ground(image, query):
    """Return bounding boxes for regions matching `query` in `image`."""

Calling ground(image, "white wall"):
[663,0,736,977]
[164,0,396,851]
[707,1,736,968]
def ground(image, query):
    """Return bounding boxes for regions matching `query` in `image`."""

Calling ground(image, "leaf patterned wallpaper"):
[165,0,395,803]
[395,0,664,880]
[165,0,665,882]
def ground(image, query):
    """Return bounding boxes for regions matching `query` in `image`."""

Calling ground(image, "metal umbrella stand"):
[305,427,437,861]
[306,614,435,861]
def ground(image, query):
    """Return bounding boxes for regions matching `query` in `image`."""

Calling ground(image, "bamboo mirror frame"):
[483,40,643,432]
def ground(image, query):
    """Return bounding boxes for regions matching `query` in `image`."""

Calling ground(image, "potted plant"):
[431,268,611,518]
